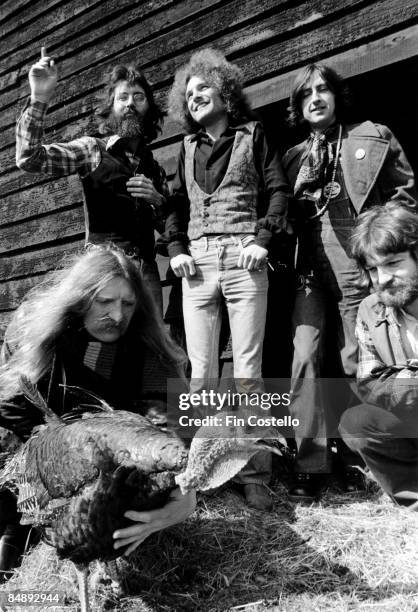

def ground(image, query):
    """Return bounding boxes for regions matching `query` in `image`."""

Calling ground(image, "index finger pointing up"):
[41,46,47,58]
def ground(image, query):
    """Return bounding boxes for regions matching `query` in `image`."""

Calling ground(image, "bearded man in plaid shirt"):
[16,48,168,312]
[339,203,418,510]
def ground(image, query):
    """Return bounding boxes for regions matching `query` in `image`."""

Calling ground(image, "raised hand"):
[29,46,58,103]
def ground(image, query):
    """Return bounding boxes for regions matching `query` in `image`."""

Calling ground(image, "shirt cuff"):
[255,228,272,249]
[23,98,49,121]
[168,240,189,258]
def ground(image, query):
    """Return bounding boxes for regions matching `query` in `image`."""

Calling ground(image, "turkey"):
[0,377,285,611]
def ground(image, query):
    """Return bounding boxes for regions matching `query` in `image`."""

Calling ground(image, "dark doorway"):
[258,55,418,174]
[257,55,417,380]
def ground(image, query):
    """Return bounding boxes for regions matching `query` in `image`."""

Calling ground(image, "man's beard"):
[377,269,418,309]
[106,111,146,138]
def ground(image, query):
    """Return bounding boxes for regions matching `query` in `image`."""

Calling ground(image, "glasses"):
[117,93,147,104]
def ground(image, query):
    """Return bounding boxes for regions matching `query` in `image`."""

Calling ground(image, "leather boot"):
[288,473,324,503]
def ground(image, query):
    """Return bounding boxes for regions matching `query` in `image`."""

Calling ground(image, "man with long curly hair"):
[0,246,195,579]
[16,48,168,311]
[164,48,290,510]
[282,63,416,503]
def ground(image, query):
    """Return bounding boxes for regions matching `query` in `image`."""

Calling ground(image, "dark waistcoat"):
[81,144,157,260]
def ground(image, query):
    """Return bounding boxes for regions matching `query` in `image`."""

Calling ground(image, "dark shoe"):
[243,484,273,511]
[341,467,366,493]
[0,523,28,583]
[288,473,323,503]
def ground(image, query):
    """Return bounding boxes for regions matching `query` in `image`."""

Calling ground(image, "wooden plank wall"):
[1,0,417,339]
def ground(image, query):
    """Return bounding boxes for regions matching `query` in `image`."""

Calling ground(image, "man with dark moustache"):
[282,63,416,502]
[340,203,418,510]
[0,246,193,579]
[16,48,168,311]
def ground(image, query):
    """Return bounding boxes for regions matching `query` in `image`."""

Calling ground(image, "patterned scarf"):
[83,341,118,380]
[294,125,338,200]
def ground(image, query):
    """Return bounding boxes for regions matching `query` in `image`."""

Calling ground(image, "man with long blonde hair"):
[0,245,194,579]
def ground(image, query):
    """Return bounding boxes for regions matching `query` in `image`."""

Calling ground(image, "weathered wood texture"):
[0,0,417,338]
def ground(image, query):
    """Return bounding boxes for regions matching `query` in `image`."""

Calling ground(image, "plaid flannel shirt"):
[356,301,418,410]
[16,100,103,177]
[16,101,169,227]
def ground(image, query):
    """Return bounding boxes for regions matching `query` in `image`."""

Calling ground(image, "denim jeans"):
[182,234,270,485]
[289,198,369,473]
[339,403,418,501]
[182,234,268,392]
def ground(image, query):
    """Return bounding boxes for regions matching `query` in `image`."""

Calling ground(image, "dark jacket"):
[283,121,417,220]
[81,140,167,260]
[0,327,183,441]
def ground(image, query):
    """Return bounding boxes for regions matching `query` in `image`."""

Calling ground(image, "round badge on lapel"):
[355,148,366,160]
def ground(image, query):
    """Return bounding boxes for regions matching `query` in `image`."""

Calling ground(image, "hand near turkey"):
[113,488,197,555]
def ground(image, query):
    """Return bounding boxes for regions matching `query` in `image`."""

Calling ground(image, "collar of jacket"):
[104,134,147,158]
[106,134,121,149]
[284,121,391,212]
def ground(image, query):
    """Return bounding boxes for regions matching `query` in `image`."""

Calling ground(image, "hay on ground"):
[1,481,417,612]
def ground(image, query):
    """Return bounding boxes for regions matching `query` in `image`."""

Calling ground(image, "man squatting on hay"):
[340,204,418,510]
[1,47,185,580]
[0,46,416,579]
[0,246,195,580]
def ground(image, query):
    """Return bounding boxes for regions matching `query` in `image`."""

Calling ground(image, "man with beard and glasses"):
[16,48,168,311]
[339,203,418,510]
[282,63,416,503]
[0,245,194,579]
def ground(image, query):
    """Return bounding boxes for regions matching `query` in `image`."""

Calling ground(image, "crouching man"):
[339,203,418,509]
[0,246,195,578]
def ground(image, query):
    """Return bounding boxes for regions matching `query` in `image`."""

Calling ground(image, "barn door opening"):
[259,55,418,173]
[258,55,417,379]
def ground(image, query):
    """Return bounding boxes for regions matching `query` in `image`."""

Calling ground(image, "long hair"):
[0,246,185,401]
[287,63,351,127]
[350,202,418,271]
[95,64,164,143]
[168,48,254,134]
